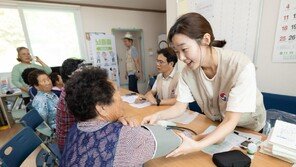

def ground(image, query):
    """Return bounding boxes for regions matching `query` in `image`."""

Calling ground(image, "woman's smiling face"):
[171,33,202,70]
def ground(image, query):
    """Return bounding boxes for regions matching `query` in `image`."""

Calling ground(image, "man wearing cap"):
[123,32,141,93]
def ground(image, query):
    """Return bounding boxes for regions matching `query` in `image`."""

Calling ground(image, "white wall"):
[166,0,177,33]
[80,6,166,93]
[166,0,296,96]
[256,0,296,96]
[165,0,186,72]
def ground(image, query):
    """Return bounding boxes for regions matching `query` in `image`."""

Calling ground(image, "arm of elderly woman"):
[113,125,155,166]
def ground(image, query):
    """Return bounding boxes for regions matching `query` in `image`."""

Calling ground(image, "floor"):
[0,123,40,167]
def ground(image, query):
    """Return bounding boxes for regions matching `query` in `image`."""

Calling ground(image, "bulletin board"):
[177,0,263,62]
[272,0,296,62]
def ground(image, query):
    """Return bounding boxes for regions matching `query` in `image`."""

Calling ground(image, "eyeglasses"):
[156,60,167,65]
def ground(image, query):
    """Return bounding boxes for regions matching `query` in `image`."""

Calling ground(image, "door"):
[112,29,143,87]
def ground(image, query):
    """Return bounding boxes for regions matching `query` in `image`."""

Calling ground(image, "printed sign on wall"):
[86,33,120,85]
[273,0,296,62]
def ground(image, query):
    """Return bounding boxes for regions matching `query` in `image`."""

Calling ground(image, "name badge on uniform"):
[220,92,228,102]
[171,89,176,97]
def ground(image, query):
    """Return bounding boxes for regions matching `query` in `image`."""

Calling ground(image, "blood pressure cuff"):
[142,125,182,159]
[212,150,251,167]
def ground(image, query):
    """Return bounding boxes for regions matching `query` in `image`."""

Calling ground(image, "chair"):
[25,100,34,112]
[19,109,61,165]
[148,75,157,90]
[0,127,58,167]
[20,108,54,138]
[188,101,203,114]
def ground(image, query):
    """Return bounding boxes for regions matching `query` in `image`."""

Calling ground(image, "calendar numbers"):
[273,1,296,62]
[280,36,286,42]
[288,35,296,41]
[282,25,288,31]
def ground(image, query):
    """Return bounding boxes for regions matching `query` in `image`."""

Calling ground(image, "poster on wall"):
[273,0,296,62]
[86,33,120,86]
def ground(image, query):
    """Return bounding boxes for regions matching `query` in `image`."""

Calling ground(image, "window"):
[0,4,83,73]
[0,8,26,73]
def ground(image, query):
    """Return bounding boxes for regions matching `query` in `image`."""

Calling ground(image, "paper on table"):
[269,120,296,150]
[234,130,262,145]
[121,95,151,108]
[201,126,246,155]
[168,110,199,124]
[121,95,138,104]
[130,101,151,108]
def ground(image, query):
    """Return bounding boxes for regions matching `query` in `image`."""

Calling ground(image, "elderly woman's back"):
[61,67,155,167]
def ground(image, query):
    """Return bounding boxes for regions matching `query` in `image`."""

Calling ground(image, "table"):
[0,92,22,128]
[120,89,291,167]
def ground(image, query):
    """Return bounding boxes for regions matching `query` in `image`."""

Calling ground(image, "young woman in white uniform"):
[142,12,266,157]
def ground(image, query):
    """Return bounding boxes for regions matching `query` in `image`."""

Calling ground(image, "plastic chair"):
[188,101,203,114]
[148,75,157,90]
[20,108,54,138]
[25,100,34,112]
[20,109,61,164]
[0,127,59,167]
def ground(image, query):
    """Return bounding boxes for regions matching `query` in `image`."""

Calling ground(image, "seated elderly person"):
[21,67,38,100]
[56,58,84,152]
[62,67,183,166]
[28,69,59,129]
[49,72,64,97]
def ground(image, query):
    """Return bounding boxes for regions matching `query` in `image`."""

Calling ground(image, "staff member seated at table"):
[136,47,179,106]
[28,69,59,129]
[62,67,158,166]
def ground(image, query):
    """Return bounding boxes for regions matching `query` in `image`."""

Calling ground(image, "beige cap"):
[123,32,133,40]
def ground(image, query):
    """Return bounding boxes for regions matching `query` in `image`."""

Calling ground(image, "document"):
[270,120,296,150]
[201,126,246,155]
[121,95,151,108]
[130,101,151,108]
[168,110,199,124]
[121,95,138,104]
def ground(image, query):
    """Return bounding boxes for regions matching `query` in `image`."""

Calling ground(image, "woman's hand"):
[145,95,157,105]
[35,56,41,63]
[118,116,139,127]
[35,56,45,65]
[166,133,201,157]
[141,113,160,125]
[134,95,146,104]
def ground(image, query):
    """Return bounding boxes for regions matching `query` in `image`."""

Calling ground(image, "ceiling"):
[22,0,166,12]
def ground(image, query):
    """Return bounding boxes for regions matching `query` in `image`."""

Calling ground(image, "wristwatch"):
[156,98,161,106]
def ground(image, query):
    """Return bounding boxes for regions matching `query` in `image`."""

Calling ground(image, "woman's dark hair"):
[157,47,178,67]
[168,12,226,48]
[21,68,38,85]
[60,58,84,83]
[16,46,28,62]
[27,69,47,86]
[50,72,60,86]
[65,67,114,122]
